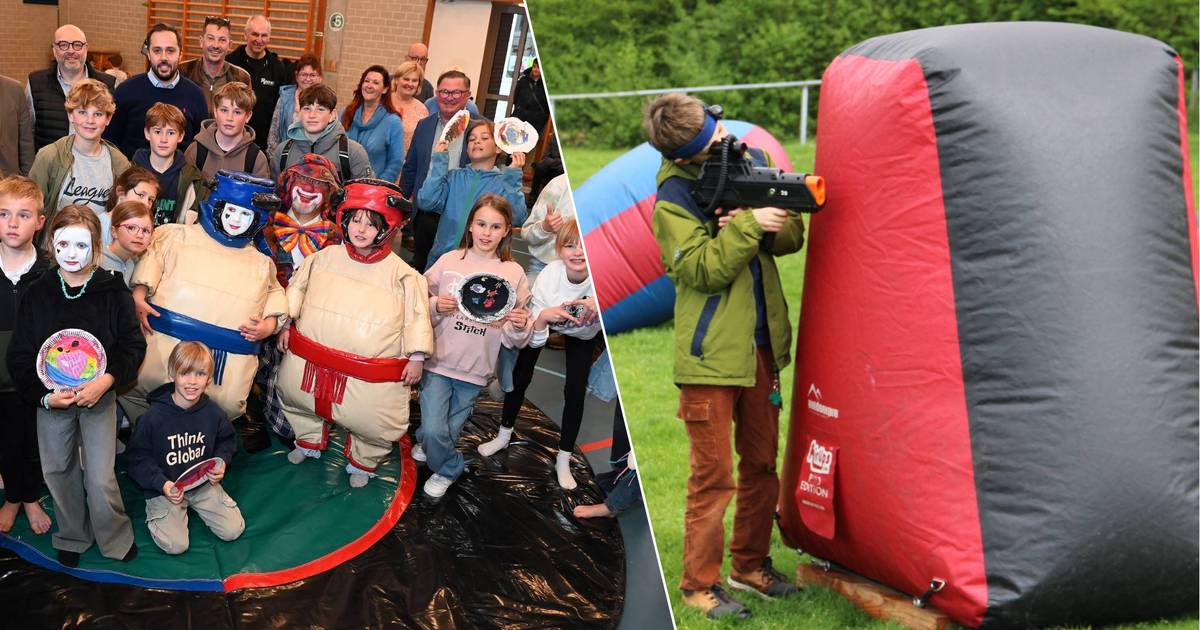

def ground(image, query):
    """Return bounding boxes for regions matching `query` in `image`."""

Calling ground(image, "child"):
[28,79,130,231]
[278,179,434,487]
[184,82,270,180]
[5,204,145,567]
[417,193,531,498]
[100,200,153,287]
[0,176,52,535]
[478,219,601,490]
[520,172,575,283]
[134,103,207,226]
[416,120,527,271]
[270,84,372,182]
[126,341,244,555]
[100,166,159,246]
[644,93,804,616]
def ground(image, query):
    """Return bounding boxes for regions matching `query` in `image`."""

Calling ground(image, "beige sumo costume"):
[279,179,434,485]
[128,172,287,420]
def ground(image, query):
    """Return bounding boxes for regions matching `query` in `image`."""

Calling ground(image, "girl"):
[278,179,434,487]
[417,193,531,498]
[416,120,528,271]
[6,205,145,567]
[478,220,602,489]
[100,200,153,286]
[343,65,405,182]
[389,61,430,161]
[100,166,159,246]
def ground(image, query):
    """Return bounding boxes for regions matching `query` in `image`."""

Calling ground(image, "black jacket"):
[226,46,292,150]
[6,267,145,405]
[0,252,51,392]
[27,63,116,151]
[126,382,237,499]
[510,68,549,134]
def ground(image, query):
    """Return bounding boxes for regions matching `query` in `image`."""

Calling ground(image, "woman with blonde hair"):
[389,61,431,163]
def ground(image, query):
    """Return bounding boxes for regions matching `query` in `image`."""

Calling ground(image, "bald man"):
[26,25,116,151]
[406,42,434,102]
[227,15,291,150]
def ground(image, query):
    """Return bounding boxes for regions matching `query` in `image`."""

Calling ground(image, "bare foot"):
[0,502,19,532]
[573,503,613,519]
[24,502,51,535]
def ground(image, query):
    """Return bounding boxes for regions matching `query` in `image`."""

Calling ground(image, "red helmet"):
[332,179,412,263]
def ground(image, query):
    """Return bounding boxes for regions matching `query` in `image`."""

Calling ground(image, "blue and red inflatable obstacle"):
[576,120,792,334]
[779,22,1198,629]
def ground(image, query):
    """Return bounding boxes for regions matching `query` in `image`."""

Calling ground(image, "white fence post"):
[800,85,810,145]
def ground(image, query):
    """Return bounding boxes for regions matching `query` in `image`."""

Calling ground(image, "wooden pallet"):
[796,563,956,630]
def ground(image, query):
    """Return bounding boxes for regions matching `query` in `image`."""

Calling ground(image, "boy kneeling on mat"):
[645,93,805,619]
[126,341,244,555]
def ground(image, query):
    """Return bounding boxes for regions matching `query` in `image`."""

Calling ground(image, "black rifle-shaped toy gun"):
[691,135,826,218]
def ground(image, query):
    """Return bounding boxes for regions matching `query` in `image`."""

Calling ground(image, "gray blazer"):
[0,75,34,176]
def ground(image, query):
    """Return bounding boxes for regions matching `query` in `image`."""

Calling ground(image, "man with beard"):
[227,15,290,152]
[105,23,207,158]
[26,25,116,152]
[179,16,252,115]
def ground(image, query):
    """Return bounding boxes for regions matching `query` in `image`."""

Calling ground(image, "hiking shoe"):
[411,442,427,462]
[423,473,453,498]
[681,584,751,620]
[728,557,801,599]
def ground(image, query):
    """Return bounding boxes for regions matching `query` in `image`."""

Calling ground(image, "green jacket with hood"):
[28,134,130,227]
[651,155,805,387]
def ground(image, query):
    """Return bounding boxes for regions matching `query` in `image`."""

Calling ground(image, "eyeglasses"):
[118,223,152,237]
[53,41,87,52]
[437,89,469,98]
[297,71,321,80]
[204,15,231,28]
[406,54,429,63]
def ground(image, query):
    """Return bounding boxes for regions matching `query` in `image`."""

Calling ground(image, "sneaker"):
[728,557,801,599]
[681,584,751,620]
[411,442,427,463]
[423,473,453,498]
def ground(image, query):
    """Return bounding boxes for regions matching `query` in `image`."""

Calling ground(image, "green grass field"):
[565,130,1200,629]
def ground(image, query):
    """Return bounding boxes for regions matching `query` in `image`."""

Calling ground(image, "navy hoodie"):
[126,382,237,499]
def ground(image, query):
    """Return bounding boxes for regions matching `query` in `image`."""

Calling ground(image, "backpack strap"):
[243,142,262,173]
[337,134,351,181]
[279,139,292,174]
[195,142,209,173]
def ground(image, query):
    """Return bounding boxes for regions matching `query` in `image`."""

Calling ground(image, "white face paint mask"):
[220,203,256,236]
[53,226,93,272]
[290,186,324,218]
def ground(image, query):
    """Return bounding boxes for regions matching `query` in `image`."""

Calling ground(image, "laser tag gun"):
[692,135,826,217]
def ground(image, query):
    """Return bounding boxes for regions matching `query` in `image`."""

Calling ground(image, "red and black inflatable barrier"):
[779,22,1197,629]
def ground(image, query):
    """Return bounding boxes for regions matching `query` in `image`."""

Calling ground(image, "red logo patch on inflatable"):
[796,437,838,539]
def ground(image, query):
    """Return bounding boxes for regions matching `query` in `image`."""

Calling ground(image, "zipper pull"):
[769,371,782,407]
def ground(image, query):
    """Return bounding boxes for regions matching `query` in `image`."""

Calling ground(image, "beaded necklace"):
[59,268,94,300]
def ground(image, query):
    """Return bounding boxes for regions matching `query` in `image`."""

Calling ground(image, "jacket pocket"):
[689,295,722,358]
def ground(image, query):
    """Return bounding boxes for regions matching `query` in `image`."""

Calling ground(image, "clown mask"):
[53,226,92,272]
[220,203,256,236]
[289,182,327,222]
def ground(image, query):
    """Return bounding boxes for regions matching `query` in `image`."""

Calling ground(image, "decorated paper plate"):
[36,328,106,391]
[439,109,471,145]
[495,117,539,154]
[550,300,591,332]
[175,457,222,492]
[454,272,516,324]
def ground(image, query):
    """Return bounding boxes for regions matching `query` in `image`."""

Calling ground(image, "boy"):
[184,82,270,180]
[134,102,207,226]
[270,84,371,182]
[0,176,52,535]
[126,341,244,555]
[645,93,805,619]
[28,79,130,230]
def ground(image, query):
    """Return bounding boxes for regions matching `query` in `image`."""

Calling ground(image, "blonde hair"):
[44,205,102,269]
[555,218,580,251]
[0,175,45,211]
[64,78,115,115]
[213,81,256,112]
[168,341,215,378]
[642,92,705,156]
[393,61,423,85]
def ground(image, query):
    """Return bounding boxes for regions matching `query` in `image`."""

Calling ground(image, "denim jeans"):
[416,371,482,481]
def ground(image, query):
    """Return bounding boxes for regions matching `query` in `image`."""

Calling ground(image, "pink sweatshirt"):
[424,248,532,386]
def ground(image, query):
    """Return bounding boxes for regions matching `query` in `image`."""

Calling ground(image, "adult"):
[227,14,291,151]
[25,25,116,152]
[389,61,430,161]
[510,58,550,140]
[104,23,207,158]
[179,15,252,115]
[399,70,480,272]
[405,42,434,102]
[343,65,404,182]
[268,54,322,156]
[0,75,34,176]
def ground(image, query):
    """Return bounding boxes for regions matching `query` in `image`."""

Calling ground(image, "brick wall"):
[66,0,148,81]
[0,0,59,82]
[329,0,428,106]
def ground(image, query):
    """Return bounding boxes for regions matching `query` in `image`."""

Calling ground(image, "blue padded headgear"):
[199,171,282,248]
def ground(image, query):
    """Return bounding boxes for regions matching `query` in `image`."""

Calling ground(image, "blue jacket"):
[270,84,298,154]
[126,382,238,499]
[398,111,476,205]
[417,150,527,270]
[346,106,405,182]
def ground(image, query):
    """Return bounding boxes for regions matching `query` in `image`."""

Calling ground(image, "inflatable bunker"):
[778,22,1198,629]
[577,120,791,333]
